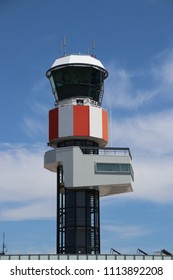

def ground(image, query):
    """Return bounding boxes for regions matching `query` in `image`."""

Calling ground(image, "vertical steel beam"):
[56,166,60,254]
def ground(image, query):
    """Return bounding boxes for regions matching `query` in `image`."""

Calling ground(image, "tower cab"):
[46,54,108,106]
[46,55,109,149]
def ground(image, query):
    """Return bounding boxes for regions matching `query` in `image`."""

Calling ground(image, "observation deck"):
[44,146,133,197]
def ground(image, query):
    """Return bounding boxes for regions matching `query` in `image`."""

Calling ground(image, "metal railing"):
[0,253,172,260]
[80,147,132,159]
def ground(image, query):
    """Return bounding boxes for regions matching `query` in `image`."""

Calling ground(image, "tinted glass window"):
[51,66,104,103]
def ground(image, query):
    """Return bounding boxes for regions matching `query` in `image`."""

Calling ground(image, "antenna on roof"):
[58,36,67,57]
[63,35,66,56]
[92,39,95,57]
[0,232,7,255]
[59,42,62,57]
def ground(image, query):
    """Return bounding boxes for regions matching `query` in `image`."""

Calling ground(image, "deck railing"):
[80,147,132,159]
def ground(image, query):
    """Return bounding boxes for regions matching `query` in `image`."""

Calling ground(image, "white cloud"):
[152,48,173,86]
[0,143,56,220]
[104,49,173,203]
[32,78,48,93]
[1,200,55,221]
[21,76,52,139]
[101,222,156,254]
[112,109,173,156]
[108,108,173,203]
[104,64,156,110]
[102,223,151,239]
[133,155,173,203]
[104,48,173,111]
[22,116,46,138]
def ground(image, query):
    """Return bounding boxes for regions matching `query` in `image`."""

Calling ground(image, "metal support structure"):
[56,164,100,254]
[56,165,64,254]
[56,166,60,254]
[64,188,100,254]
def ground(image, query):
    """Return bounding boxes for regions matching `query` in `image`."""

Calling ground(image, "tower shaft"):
[56,145,100,254]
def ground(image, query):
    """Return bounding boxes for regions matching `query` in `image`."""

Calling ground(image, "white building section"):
[50,54,107,72]
[58,105,73,137]
[90,106,102,139]
[44,146,133,197]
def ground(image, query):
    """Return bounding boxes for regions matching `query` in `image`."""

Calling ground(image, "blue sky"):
[0,0,173,255]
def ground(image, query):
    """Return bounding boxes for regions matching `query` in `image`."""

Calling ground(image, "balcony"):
[44,146,134,197]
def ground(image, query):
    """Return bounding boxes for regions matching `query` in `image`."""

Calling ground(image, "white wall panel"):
[59,106,73,137]
[90,106,102,138]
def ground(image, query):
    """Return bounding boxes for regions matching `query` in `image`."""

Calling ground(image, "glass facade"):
[95,163,134,180]
[50,66,105,105]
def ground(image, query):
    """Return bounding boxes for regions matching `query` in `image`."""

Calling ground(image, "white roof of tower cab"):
[51,54,107,71]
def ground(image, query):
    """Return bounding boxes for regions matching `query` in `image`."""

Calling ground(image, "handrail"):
[80,146,132,159]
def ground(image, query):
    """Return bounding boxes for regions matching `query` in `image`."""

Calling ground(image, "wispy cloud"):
[112,109,173,156]
[133,154,173,202]
[104,48,173,112]
[104,48,173,204]
[102,223,151,239]
[0,143,56,220]
[1,200,55,221]
[22,116,46,139]
[104,65,156,110]
[32,78,48,93]
[21,77,52,139]
[110,106,173,204]
[152,48,173,86]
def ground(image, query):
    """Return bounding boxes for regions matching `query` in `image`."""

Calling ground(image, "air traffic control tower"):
[44,54,134,254]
